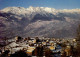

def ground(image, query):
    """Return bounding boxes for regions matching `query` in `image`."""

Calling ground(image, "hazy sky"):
[0,0,80,9]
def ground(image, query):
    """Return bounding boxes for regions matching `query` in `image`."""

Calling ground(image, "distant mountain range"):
[0,6,80,38]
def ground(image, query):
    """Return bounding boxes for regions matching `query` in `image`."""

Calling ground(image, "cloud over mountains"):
[0,6,80,38]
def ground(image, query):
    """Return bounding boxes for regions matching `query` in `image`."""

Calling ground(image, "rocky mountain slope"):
[0,6,80,38]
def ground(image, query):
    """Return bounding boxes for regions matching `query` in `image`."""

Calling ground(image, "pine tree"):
[76,25,80,41]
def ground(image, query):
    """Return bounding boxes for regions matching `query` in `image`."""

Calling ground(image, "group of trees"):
[32,46,53,57]
[0,50,10,57]
[0,50,30,57]
[10,50,29,57]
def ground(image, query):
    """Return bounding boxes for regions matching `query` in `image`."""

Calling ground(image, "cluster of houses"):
[0,36,77,57]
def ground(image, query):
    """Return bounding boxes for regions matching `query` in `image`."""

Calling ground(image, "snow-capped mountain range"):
[0,6,80,38]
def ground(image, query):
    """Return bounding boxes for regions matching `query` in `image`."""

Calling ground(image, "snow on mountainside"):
[1,6,56,14]
[2,6,80,15]
[0,6,80,38]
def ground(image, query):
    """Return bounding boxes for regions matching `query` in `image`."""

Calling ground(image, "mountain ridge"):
[0,6,80,38]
